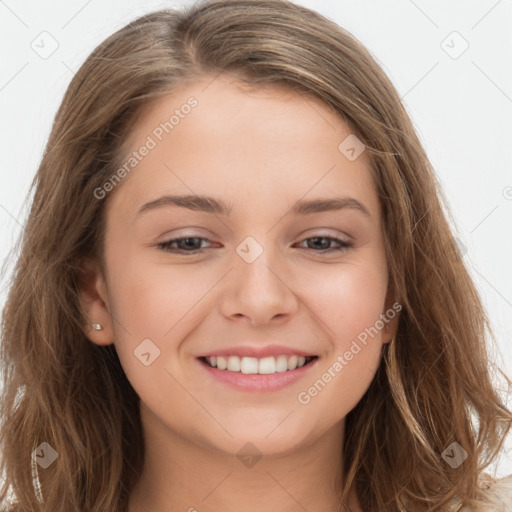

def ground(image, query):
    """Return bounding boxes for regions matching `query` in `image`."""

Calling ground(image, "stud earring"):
[91,323,103,331]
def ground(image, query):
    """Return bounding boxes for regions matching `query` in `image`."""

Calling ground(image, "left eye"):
[156,236,352,254]
[157,237,213,252]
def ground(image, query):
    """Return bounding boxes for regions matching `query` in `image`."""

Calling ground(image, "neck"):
[127,404,361,512]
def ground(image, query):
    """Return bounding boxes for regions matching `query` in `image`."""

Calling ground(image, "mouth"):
[196,354,319,392]
[198,354,318,374]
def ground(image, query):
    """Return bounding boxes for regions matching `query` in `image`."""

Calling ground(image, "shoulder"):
[459,473,512,511]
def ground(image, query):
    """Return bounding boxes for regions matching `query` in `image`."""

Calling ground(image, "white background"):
[1,0,511,477]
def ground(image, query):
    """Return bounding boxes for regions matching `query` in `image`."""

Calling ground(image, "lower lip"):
[197,357,318,392]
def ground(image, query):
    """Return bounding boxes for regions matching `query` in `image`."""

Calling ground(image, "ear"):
[78,258,114,346]
[382,275,401,344]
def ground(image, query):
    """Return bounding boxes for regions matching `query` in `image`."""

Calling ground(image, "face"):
[83,73,397,456]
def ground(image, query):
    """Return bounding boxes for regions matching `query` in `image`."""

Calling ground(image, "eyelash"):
[156,236,353,255]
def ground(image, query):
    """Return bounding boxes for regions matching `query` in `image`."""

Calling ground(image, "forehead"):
[106,73,378,223]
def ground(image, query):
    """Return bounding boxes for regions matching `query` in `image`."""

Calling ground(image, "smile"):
[197,355,319,392]
[202,355,316,374]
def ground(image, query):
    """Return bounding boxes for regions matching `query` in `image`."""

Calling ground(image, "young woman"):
[1,1,511,510]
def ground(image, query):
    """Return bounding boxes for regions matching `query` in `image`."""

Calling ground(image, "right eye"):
[156,236,214,254]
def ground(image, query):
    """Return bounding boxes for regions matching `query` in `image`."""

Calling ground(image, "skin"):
[81,73,398,512]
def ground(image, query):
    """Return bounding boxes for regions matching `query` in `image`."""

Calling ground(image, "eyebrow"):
[137,194,371,218]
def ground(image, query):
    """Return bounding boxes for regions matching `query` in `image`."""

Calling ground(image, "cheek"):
[104,249,222,388]
[104,255,205,408]
[306,257,388,341]
[106,246,211,338]
[299,259,388,400]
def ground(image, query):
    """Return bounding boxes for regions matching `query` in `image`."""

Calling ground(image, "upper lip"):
[198,344,317,359]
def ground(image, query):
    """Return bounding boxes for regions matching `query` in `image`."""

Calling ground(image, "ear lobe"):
[78,258,114,346]
[382,320,398,344]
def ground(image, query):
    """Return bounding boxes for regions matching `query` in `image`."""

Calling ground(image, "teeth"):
[204,354,314,374]
[259,356,275,374]
[287,355,298,370]
[275,355,288,372]
[227,356,241,372]
[241,357,259,374]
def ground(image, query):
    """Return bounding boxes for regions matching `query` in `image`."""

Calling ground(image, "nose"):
[219,244,299,326]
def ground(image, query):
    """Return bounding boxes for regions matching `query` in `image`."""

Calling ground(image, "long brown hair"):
[1,1,510,510]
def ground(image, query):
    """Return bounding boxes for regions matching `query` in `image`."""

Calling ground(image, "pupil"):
[311,237,328,249]
[183,237,198,249]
